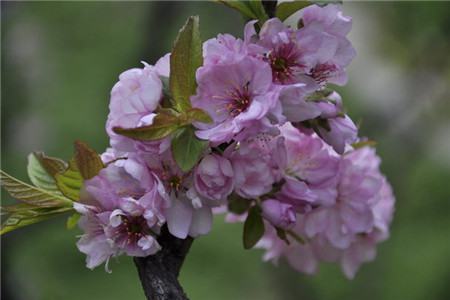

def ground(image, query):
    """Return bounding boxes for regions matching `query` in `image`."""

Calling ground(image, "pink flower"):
[278,123,338,193]
[303,147,384,248]
[75,160,168,269]
[317,115,358,154]
[138,150,214,239]
[202,20,265,66]
[299,5,356,86]
[106,56,170,154]
[194,154,234,204]
[191,57,279,144]
[261,199,296,229]
[227,141,276,198]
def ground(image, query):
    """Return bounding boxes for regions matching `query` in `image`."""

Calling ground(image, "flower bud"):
[261,199,296,229]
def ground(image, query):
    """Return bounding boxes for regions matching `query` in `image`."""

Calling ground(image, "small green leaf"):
[55,159,83,201]
[305,88,335,102]
[186,108,213,124]
[243,206,265,249]
[218,1,268,22]
[1,170,73,208]
[276,1,311,21]
[74,140,104,180]
[228,193,252,214]
[1,204,73,235]
[313,0,343,7]
[113,111,180,141]
[218,1,258,19]
[170,16,203,112]
[351,140,377,150]
[66,213,81,229]
[27,153,61,193]
[33,152,67,176]
[171,126,208,172]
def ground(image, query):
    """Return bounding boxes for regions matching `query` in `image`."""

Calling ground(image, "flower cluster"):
[75,4,395,278]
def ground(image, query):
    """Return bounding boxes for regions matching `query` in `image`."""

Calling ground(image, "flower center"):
[266,43,303,84]
[225,83,252,117]
[121,215,149,243]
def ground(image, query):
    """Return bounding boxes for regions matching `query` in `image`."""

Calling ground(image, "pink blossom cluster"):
[74,4,395,278]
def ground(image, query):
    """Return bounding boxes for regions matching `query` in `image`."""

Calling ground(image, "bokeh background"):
[2,2,450,300]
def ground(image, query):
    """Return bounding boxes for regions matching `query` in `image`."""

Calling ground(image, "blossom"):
[106,56,169,154]
[138,150,214,239]
[303,147,383,249]
[194,154,234,205]
[261,199,296,229]
[298,4,356,86]
[276,123,339,206]
[191,56,279,144]
[227,141,276,198]
[75,160,168,269]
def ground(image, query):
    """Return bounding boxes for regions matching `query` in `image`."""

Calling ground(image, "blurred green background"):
[2,2,450,300]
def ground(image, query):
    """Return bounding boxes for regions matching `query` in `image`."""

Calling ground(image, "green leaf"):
[66,213,81,229]
[1,204,73,235]
[27,153,61,193]
[74,140,104,180]
[276,1,310,21]
[55,159,83,201]
[185,108,213,124]
[218,1,258,19]
[313,0,342,7]
[351,140,377,150]
[228,193,252,215]
[170,16,203,112]
[1,170,73,208]
[33,152,67,176]
[218,1,268,22]
[113,111,180,141]
[305,88,335,102]
[171,126,208,172]
[243,206,265,249]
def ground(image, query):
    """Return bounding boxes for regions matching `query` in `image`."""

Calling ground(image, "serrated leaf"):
[113,111,180,141]
[228,193,252,214]
[186,108,213,124]
[55,159,83,201]
[1,204,73,235]
[66,213,81,229]
[171,126,208,172]
[74,140,104,180]
[243,206,265,249]
[170,16,203,112]
[276,1,310,21]
[1,170,73,208]
[33,152,67,176]
[27,153,61,193]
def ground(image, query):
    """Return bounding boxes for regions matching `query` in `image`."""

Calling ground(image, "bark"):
[134,226,193,300]
[262,0,278,18]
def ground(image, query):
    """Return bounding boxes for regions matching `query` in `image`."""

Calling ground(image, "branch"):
[134,226,193,300]
[262,0,278,18]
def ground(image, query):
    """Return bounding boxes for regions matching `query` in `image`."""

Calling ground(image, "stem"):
[134,226,193,300]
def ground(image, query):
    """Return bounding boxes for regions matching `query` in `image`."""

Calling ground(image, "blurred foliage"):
[1,2,450,300]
